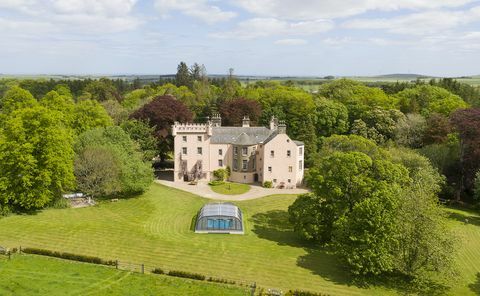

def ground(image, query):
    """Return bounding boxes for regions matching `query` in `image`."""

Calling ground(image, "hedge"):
[285,290,330,296]
[152,267,164,274]
[207,277,236,285]
[167,270,206,281]
[22,247,115,266]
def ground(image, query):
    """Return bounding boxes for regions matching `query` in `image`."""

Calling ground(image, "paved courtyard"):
[155,179,309,201]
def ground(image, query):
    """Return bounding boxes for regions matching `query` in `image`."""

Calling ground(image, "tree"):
[83,78,120,102]
[72,99,113,134]
[101,99,128,124]
[394,113,426,148]
[130,95,193,161]
[0,86,37,115]
[120,119,158,160]
[395,85,468,116]
[350,108,406,144]
[474,171,480,201]
[0,106,75,210]
[314,97,349,137]
[219,97,262,126]
[317,79,393,120]
[423,113,453,145]
[451,108,480,194]
[75,126,153,197]
[74,146,121,198]
[394,177,456,281]
[176,62,192,88]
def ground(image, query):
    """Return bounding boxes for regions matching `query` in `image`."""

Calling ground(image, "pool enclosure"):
[195,203,244,234]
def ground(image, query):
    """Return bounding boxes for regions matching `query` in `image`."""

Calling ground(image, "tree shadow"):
[250,210,309,248]
[469,273,480,295]
[447,211,480,226]
[250,209,451,295]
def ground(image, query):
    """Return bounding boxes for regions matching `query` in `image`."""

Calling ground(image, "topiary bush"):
[213,169,228,181]
[263,181,273,188]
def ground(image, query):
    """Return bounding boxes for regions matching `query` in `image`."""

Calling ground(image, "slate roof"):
[293,140,305,146]
[210,127,275,144]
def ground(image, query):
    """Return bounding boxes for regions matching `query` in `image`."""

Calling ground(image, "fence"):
[14,246,260,295]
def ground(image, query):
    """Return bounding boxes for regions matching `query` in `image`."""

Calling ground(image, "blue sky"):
[1,0,480,76]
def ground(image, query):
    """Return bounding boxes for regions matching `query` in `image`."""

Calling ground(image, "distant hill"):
[372,74,433,79]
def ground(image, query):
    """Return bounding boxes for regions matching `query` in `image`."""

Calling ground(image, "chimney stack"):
[278,120,287,134]
[269,115,278,130]
[211,113,222,127]
[242,116,250,127]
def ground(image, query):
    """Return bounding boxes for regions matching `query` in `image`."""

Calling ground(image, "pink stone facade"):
[172,116,304,188]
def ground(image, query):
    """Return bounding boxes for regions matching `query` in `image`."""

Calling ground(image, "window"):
[288,179,291,183]
[299,147,303,156]
[234,147,238,155]
[242,160,248,170]
[218,159,223,167]
[197,135,202,142]
[242,147,248,156]
[253,158,256,170]
[219,149,223,156]
[197,147,202,155]
[268,166,272,172]
[287,150,291,157]
[182,136,187,142]
[233,159,238,170]
[299,160,303,171]
[288,166,293,172]
[270,150,275,157]
[182,147,187,155]
[273,179,277,183]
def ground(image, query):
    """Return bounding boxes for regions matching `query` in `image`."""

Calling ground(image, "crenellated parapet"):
[172,121,210,136]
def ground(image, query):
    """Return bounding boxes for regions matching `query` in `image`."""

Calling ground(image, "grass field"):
[209,182,251,195]
[0,254,248,295]
[0,183,479,295]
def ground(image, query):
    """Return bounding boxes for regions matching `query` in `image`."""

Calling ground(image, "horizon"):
[1,1,480,76]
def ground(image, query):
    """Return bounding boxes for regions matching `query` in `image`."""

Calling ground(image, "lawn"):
[209,182,250,195]
[0,254,248,295]
[0,183,479,295]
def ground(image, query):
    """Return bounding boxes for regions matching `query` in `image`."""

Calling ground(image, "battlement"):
[172,122,210,135]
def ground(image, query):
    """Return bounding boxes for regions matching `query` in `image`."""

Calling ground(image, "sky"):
[1,0,480,76]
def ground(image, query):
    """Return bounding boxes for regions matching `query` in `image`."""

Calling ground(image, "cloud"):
[211,18,333,39]
[275,38,307,45]
[234,0,477,20]
[0,0,141,34]
[343,6,480,35]
[155,0,236,24]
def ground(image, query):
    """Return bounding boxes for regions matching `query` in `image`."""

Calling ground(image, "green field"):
[0,183,479,295]
[0,254,248,295]
[210,182,251,195]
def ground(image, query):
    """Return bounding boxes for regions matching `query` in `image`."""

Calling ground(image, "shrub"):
[474,171,480,201]
[21,247,115,266]
[51,197,70,209]
[213,169,227,181]
[0,205,12,217]
[152,268,164,274]
[208,180,225,186]
[167,270,205,281]
[263,181,273,188]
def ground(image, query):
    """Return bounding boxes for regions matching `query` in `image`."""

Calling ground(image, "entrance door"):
[254,173,259,182]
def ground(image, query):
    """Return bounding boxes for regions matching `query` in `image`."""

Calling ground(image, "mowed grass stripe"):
[2,183,479,295]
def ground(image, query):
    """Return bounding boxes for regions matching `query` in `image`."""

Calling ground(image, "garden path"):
[155,179,309,200]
